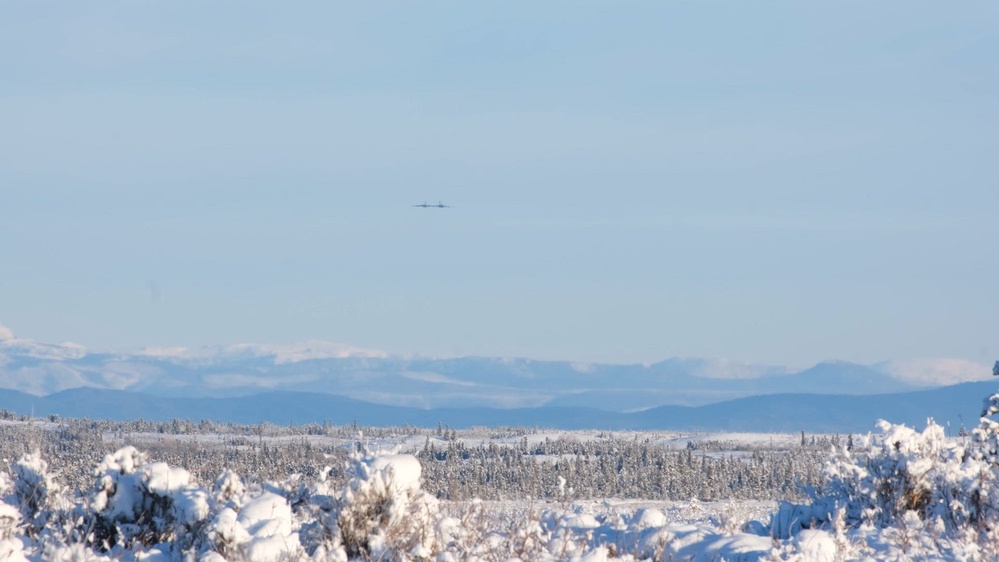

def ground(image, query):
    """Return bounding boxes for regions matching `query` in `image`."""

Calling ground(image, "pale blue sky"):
[1,1,997,365]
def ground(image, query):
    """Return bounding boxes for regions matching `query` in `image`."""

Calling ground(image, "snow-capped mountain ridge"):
[0,324,992,411]
[134,340,389,364]
[0,323,386,364]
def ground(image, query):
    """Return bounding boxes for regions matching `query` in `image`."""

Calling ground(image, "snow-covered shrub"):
[0,470,19,541]
[17,387,999,561]
[336,451,441,560]
[0,537,30,562]
[545,508,602,559]
[11,450,68,538]
[205,469,314,561]
[41,542,113,562]
[204,507,249,560]
[0,503,20,540]
[211,469,247,511]
[88,446,210,553]
[202,491,303,562]
[296,463,346,561]
[0,470,12,499]
[766,382,999,559]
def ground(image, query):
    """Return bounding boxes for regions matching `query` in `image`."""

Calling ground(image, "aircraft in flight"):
[413,201,451,208]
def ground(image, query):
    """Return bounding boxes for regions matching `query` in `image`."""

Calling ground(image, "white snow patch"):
[401,371,480,386]
[691,359,787,379]
[365,454,423,493]
[135,346,190,358]
[790,529,838,562]
[237,492,294,538]
[0,539,29,562]
[217,340,387,363]
[629,508,668,530]
[141,462,191,495]
[879,358,992,386]
[0,338,88,360]
[201,373,319,389]
[136,340,387,363]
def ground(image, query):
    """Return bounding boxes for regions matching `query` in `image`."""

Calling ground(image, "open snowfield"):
[113,428,805,455]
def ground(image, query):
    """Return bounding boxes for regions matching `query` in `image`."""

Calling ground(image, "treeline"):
[418,435,827,502]
[0,415,832,502]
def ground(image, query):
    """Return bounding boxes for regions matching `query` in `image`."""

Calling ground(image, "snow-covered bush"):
[200,468,307,562]
[88,446,210,553]
[212,469,247,511]
[766,381,999,559]
[13,381,999,561]
[0,502,20,541]
[336,451,441,560]
[211,491,303,562]
[11,450,68,539]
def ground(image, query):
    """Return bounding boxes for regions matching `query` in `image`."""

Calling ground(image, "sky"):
[1,1,997,367]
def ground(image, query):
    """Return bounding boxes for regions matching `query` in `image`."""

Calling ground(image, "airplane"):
[413,200,451,208]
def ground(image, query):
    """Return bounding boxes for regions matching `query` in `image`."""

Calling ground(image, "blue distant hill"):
[1,380,995,433]
[0,334,958,410]
[1,333,993,431]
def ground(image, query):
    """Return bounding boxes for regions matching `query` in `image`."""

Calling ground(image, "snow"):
[134,341,388,363]
[4,323,994,416]
[561,513,600,529]
[40,544,112,562]
[6,397,999,560]
[400,370,480,385]
[0,539,29,562]
[629,507,668,530]
[237,492,293,538]
[135,346,190,358]
[692,358,788,379]
[0,503,20,537]
[878,358,992,386]
[236,493,302,562]
[0,337,88,360]
[141,462,192,495]
[789,530,838,562]
[694,532,772,561]
[242,535,301,562]
[209,507,250,545]
[364,453,422,493]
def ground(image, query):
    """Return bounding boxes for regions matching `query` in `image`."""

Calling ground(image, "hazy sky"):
[2,2,997,366]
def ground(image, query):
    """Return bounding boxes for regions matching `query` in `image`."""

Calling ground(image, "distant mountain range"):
[2,330,988,408]
[0,328,995,432]
[0,382,995,433]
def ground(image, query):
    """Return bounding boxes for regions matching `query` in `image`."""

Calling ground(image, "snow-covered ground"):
[72,424,813,459]
[0,445,788,562]
[2,408,999,560]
